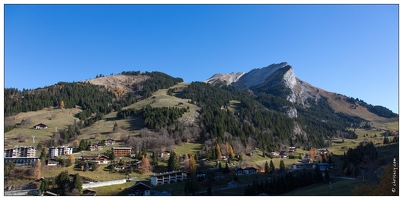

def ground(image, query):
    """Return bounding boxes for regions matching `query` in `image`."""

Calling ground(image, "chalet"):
[159,151,171,159]
[112,147,132,157]
[113,163,126,171]
[80,155,98,161]
[196,172,206,178]
[289,147,296,153]
[88,144,103,151]
[79,155,110,164]
[315,163,334,171]
[95,155,110,164]
[150,171,187,186]
[34,123,48,129]
[292,163,314,170]
[270,152,280,158]
[234,167,257,176]
[318,149,329,155]
[127,182,151,196]
[300,158,311,164]
[213,171,225,180]
[244,167,257,174]
[104,138,115,146]
[131,160,142,168]
[46,159,59,166]
[279,150,288,158]
[82,189,97,196]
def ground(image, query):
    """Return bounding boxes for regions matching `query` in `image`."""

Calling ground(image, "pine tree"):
[39,179,48,194]
[224,162,230,173]
[151,151,159,166]
[39,148,47,159]
[383,137,389,144]
[279,160,285,171]
[324,169,330,182]
[269,159,275,174]
[168,151,180,171]
[207,185,212,195]
[265,161,270,174]
[113,122,119,133]
[72,174,83,194]
[55,170,70,195]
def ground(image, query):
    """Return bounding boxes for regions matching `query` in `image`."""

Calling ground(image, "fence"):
[82,179,127,189]
[4,189,40,196]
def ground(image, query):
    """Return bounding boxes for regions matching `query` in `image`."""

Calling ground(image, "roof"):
[82,189,97,196]
[244,167,257,170]
[113,146,131,149]
[43,191,58,196]
[151,171,185,177]
[129,181,152,190]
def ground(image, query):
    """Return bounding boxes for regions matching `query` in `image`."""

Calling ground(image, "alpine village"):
[4,62,399,196]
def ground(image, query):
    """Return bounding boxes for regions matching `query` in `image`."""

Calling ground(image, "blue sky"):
[4,4,398,113]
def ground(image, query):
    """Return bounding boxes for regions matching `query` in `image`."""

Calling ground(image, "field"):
[4,107,82,148]
[229,100,241,113]
[91,182,136,196]
[123,82,200,127]
[174,142,203,157]
[328,120,398,156]
[41,164,129,181]
[284,179,361,196]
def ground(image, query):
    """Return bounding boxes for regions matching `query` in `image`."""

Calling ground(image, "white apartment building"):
[4,146,36,158]
[49,146,73,158]
[150,171,187,186]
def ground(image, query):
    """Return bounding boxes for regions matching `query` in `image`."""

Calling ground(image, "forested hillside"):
[4,71,183,134]
[181,82,366,151]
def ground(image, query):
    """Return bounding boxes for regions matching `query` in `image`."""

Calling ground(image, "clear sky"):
[4,4,399,113]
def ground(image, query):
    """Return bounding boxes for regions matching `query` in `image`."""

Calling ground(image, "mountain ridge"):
[204,62,397,119]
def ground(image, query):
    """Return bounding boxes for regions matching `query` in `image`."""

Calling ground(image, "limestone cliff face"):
[204,72,245,85]
[204,62,324,111]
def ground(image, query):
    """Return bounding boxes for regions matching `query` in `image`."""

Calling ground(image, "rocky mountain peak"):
[205,62,323,107]
[204,72,245,85]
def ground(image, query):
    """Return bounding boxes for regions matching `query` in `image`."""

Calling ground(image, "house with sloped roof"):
[34,123,48,129]
[127,182,151,196]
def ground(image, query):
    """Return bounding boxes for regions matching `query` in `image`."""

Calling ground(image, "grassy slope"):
[4,107,82,148]
[328,120,398,156]
[284,179,361,196]
[320,89,398,129]
[174,142,203,157]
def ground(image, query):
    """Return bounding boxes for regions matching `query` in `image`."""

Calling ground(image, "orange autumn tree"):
[60,100,65,109]
[140,156,150,174]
